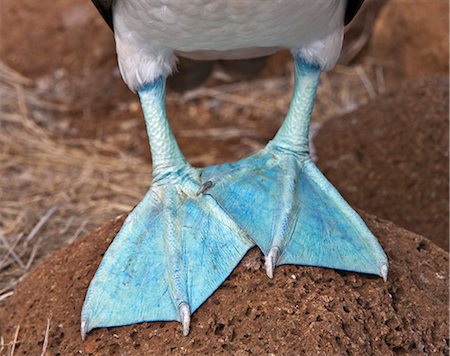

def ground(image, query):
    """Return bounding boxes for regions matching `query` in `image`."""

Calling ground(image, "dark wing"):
[92,0,113,30]
[345,0,365,25]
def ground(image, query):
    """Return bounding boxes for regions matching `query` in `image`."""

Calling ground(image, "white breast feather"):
[113,0,346,91]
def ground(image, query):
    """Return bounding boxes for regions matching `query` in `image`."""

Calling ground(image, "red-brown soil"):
[370,0,449,89]
[1,212,448,355]
[1,0,124,100]
[315,77,449,250]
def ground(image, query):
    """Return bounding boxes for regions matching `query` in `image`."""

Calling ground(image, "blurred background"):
[0,0,448,303]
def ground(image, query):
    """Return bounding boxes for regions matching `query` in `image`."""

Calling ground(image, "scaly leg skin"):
[81,78,253,338]
[200,56,388,281]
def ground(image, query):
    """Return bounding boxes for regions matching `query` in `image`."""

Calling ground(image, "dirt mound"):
[315,77,449,250]
[1,0,125,103]
[369,0,449,88]
[1,213,448,355]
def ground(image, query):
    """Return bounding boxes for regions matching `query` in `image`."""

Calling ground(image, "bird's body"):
[114,0,346,89]
[82,0,388,338]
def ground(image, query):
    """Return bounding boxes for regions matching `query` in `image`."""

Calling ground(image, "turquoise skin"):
[81,56,388,338]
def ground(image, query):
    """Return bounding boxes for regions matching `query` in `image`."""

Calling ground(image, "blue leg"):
[201,56,388,280]
[81,78,253,338]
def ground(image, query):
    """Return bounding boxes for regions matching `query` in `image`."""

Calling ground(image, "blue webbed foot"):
[81,167,253,338]
[200,55,388,282]
[201,146,388,281]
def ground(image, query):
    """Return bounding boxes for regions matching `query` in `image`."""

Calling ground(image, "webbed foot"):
[202,147,388,281]
[81,167,253,337]
[200,55,388,282]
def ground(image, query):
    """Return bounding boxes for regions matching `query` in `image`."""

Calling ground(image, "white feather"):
[294,27,344,71]
[113,0,346,91]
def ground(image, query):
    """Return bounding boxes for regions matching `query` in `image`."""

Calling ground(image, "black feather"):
[91,0,113,30]
[345,0,365,25]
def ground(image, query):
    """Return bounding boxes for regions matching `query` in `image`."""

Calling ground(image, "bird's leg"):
[202,55,388,281]
[81,77,253,338]
[139,77,188,181]
[197,58,319,193]
[268,56,320,154]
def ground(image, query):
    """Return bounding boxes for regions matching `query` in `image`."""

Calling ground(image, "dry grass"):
[0,54,384,312]
[170,57,386,125]
[0,63,150,304]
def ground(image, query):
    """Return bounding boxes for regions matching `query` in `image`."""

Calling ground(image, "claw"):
[380,264,388,282]
[265,246,280,279]
[80,320,88,341]
[178,302,191,336]
[196,180,213,195]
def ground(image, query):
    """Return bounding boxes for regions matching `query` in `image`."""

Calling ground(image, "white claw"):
[265,246,280,279]
[80,320,88,341]
[179,303,191,336]
[380,264,388,282]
